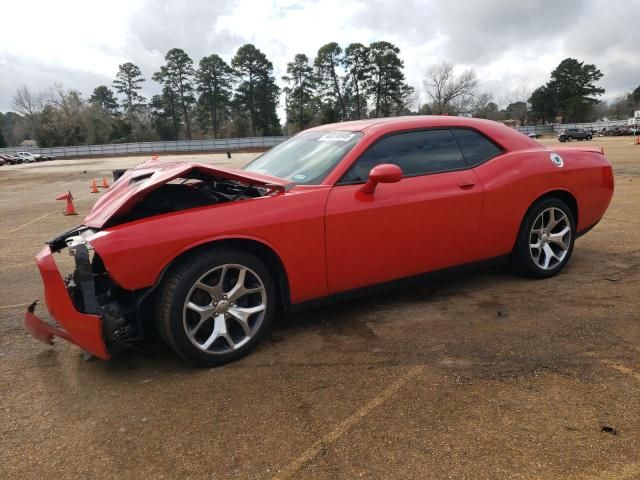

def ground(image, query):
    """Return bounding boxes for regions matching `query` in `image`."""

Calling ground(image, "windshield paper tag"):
[318,132,356,142]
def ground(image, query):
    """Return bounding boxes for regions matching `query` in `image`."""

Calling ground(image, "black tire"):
[587,135,592,140]
[513,198,576,279]
[567,136,573,141]
[156,247,277,366]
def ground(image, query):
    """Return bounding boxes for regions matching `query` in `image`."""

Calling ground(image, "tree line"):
[1,41,414,148]
[1,47,638,148]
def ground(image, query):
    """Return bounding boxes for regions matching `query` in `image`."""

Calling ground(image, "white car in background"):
[15,152,40,163]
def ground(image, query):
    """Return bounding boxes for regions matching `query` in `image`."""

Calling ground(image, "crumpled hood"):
[83,161,291,228]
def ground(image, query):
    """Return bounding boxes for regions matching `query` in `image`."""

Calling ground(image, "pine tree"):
[89,86,119,114]
[195,54,233,139]
[283,54,318,132]
[153,49,196,139]
[366,41,413,118]
[112,62,146,115]
[550,58,604,122]
[343,43,371,120]
[315,42,346,121]
[231,44,281,136]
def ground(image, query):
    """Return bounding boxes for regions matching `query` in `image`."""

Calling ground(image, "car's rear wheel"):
[513,198,575,278]
[567,136,573,141]
[156,248,276,366]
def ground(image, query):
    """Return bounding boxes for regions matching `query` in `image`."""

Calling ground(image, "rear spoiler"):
[553,145,604,155]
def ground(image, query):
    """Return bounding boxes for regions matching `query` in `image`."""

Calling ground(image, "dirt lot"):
[1,137,639,479]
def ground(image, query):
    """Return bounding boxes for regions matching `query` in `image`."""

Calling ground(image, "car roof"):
[307,115,541,151]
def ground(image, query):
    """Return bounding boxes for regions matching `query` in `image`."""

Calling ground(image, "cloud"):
[1,0,638,113]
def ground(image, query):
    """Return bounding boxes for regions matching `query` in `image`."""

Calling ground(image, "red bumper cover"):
[24,245,110,359]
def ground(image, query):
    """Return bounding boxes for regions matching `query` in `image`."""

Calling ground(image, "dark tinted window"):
[342,129,465,183]
[450,128,502,166]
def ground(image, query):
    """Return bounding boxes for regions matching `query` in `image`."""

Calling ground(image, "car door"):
[324,128,485,294]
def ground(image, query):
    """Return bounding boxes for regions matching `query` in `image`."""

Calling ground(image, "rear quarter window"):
[451,128,503,167]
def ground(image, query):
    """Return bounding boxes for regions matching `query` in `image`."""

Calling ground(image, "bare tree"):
[13,86,43,116]
[12,85,44,134]
[472,93,499,119]
[423,62,478,115]
[46,84,86,145]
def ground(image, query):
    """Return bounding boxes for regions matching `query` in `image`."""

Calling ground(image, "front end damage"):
[24,162,293,359]
[25,226,147,359]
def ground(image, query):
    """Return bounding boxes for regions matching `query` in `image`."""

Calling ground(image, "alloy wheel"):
[529,207,572,270]
[182,264,267,354]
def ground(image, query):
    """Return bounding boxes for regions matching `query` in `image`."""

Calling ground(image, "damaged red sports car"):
[25,116,614,365]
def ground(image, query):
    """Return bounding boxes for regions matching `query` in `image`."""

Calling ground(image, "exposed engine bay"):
[110,173,271,226]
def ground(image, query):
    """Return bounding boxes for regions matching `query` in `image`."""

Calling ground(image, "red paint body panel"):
[325,169,484,292]
[88,185,331,303]
[26,245,110,359]
[28,116,614,358]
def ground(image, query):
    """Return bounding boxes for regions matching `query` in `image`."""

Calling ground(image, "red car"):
[25,116,614,365]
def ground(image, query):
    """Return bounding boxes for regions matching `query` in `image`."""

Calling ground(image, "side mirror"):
[359,164,402,194]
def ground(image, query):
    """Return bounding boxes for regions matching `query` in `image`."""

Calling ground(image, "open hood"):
[83,161,292,228]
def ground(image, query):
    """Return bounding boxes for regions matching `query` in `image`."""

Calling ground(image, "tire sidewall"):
[515,198,576,278]
[158,249,277,366]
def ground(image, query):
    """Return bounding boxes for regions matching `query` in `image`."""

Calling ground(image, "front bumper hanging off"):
[23,244,110,360]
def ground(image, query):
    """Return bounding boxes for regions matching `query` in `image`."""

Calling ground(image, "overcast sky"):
[1,0,639,114]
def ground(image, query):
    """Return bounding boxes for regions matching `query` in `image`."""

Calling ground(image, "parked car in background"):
[558,129,592,142]
[15,152,40,163]
[24,116,614,366]
[30,153,54,161]
[0,154,23,165]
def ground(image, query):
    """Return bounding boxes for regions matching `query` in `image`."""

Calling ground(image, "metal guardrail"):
[516,120,630,135]
[0,136,289,159]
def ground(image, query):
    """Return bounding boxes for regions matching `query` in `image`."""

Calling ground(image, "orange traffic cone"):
[101,176,110,188]
[90,179,99,193]
[56,191,78,216]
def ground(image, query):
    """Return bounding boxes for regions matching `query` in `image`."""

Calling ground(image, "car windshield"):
[244,130,363,185]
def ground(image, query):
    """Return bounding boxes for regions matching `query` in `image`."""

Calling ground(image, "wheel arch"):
[513,189,579,252]
[530,189,578,227]
[156,237,292,313]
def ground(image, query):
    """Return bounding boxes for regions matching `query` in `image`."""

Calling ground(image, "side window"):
[451,128,502,167]
[341,129,465,183]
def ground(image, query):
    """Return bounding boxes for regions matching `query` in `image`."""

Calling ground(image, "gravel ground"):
[0,138,639,479]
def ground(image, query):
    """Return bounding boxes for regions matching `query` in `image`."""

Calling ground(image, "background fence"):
[1,121,635,159]
[0,136,288,159]
[516,119,631,135]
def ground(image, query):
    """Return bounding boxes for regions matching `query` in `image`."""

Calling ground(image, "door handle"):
[457,180,476,190]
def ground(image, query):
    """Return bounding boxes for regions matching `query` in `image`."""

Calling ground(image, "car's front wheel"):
[156,248,276,366]
[513,198,576,278]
